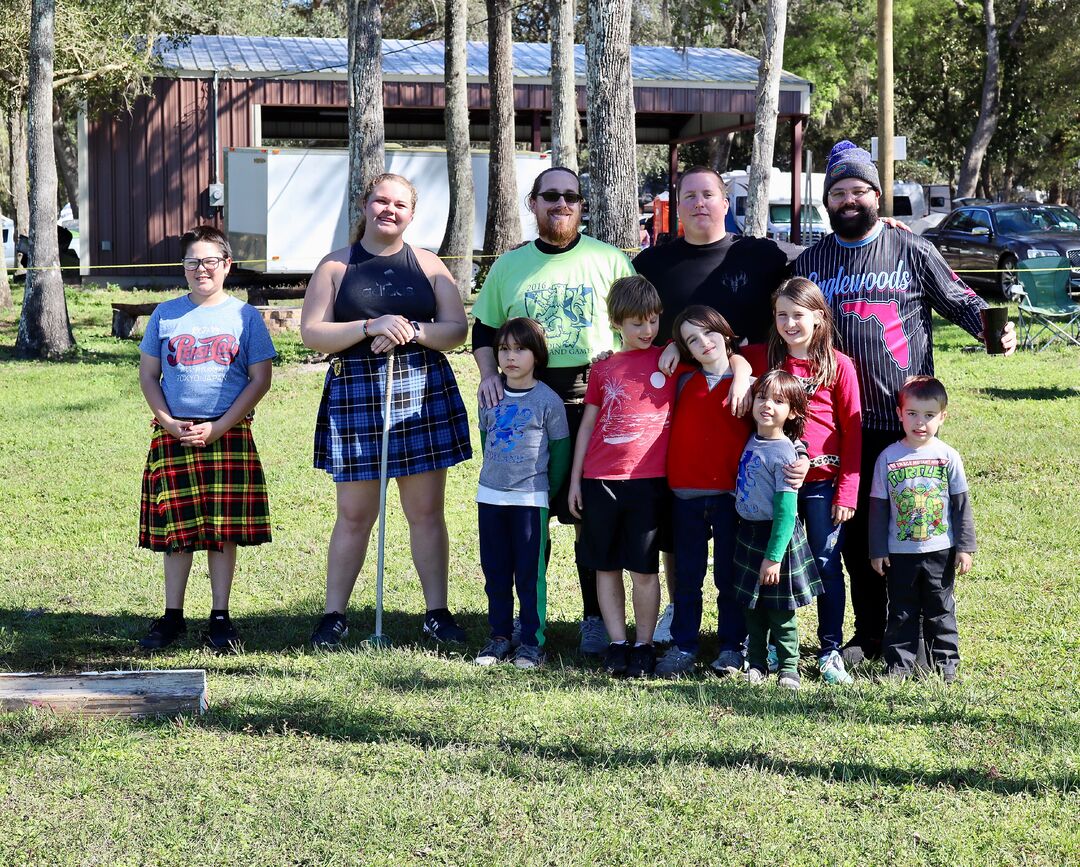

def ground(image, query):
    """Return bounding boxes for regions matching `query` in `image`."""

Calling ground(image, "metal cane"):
[370,348,395,648]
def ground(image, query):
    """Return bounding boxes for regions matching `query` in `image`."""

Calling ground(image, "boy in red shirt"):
[568,276,679,678]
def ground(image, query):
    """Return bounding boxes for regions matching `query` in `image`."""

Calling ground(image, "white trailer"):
[224,147,551,274]
[723,169,832,245]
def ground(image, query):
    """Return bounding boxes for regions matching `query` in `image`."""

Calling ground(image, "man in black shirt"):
[633,167,799,345]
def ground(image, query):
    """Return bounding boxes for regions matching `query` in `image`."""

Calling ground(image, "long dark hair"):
[671,305,736,364]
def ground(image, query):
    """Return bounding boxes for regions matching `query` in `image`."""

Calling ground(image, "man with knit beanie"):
[794,139,1015,669]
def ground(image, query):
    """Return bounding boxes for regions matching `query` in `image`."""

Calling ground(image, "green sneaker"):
[819,649,854,685]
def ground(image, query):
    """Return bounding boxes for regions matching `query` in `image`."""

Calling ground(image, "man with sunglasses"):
[793,139,1016,669]
[472,166,635,655]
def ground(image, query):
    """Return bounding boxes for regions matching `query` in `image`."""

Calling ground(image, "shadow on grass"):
[978,385,1080,401]
[197,693,1076,797]
[0,343,138,366]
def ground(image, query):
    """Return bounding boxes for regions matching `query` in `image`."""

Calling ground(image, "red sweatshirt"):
[743,344,862,508]
[667,370,754,492]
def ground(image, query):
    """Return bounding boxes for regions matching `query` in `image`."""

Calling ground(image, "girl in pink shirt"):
[746,277,862,684]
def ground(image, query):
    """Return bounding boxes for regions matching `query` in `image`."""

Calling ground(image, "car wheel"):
[998,254,1018,299]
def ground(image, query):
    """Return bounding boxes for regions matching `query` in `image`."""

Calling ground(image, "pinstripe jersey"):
[793,222,987,431]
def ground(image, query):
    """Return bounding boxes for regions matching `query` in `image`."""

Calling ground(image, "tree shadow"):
[196,693,1075,797]
[978,386,1080,401]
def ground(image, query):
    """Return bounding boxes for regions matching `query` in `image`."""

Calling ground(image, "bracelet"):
[362,319,370,338]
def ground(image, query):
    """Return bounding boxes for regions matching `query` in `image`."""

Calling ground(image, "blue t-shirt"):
[139,294,277,419]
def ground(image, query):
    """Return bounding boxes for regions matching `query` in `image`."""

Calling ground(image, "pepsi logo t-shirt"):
[139,294,277,419]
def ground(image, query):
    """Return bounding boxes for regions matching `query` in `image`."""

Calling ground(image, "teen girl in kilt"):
[301,173,472,649]
[137,226,276,651]
[733,370,823,690]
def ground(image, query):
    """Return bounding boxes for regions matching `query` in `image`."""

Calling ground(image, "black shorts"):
[578,477,669,574]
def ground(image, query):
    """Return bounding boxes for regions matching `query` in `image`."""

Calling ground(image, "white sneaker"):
[653,603,675,644]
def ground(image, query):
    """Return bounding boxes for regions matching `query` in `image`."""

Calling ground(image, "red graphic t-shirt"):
[582,346,682,480]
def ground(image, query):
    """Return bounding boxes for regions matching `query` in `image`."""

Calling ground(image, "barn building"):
[77,35,813,282]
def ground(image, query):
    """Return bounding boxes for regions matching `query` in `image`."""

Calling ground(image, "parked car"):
[922,203,1080,296]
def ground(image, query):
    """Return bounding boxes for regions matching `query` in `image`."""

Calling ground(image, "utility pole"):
[877,0,894,216]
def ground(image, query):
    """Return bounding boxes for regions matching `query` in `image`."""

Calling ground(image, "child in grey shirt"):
[870,376,976,682]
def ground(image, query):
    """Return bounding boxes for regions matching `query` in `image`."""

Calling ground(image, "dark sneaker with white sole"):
[310,612,349,650]
[422,610,467,644]
[655,646,697,678]
[603,642,629,676]
[475,637,512,666]
[512,644,544,669]
[138,616,187,650]
[625,644,657,678]
[204,615,240,651]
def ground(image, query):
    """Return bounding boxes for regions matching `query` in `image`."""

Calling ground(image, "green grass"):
[1,286,1078,865]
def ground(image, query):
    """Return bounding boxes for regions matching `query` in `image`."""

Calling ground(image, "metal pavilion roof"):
[156,35,811,87]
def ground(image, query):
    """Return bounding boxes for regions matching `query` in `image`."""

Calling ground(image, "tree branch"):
[1007,0,1028,44]
[52,62,129,89]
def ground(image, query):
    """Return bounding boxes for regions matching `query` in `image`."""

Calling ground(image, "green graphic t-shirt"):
[472,235,635,368]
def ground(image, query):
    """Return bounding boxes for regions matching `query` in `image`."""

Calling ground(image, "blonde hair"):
[351,173,419,243]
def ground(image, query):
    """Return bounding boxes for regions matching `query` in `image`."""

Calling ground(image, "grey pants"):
[884,549,960,674]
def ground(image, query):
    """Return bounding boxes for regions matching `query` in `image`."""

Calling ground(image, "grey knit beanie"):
[823,140,880,195]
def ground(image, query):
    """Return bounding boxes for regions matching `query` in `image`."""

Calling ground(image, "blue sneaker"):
[819,649,854,685]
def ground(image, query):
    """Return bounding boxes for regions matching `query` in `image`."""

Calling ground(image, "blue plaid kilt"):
[314,345,472,482]
[733,517,822,610]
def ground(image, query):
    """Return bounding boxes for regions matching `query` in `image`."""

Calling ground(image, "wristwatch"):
[409,320,420,343]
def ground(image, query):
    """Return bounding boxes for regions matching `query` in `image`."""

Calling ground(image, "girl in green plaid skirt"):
[136,226,277,652]
[733,371,823,690]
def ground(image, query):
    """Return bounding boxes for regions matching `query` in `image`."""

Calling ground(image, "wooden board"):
[0,670,208,717]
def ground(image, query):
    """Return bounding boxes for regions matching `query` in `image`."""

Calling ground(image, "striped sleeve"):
[910,235,987,340]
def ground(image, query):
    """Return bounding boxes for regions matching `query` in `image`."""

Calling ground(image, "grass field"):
[1,286,1078,865]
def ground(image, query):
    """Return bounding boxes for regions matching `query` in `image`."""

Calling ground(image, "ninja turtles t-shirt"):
[870,438,969,554]
[472,234,635,368]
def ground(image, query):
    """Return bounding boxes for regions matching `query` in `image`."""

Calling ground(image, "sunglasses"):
[536,191,584,204]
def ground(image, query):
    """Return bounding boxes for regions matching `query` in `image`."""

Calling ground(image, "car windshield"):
[995,206,1080,234]
[769,204,825,225]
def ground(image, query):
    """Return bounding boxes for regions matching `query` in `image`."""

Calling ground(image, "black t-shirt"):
[632,235,798,344]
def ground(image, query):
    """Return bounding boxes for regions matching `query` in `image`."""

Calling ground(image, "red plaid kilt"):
[139,419,272,553]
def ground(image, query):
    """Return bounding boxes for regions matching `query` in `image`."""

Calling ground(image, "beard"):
[536,208,582,246]
[828,199,878,239]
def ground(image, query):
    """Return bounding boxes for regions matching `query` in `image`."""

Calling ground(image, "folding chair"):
[1015,257,1080,350]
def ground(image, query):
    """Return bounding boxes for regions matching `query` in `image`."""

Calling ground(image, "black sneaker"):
[626,643,657,678]
[310,612,349,650]
[841,637,882,668]
[603,642,629,676]
[204,615,240,651]
[138,615,187,650]
[422,610,466,644]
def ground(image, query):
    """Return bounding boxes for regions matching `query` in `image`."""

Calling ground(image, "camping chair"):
[1015,257,1080,350]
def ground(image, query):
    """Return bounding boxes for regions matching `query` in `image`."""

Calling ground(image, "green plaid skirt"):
[139,419,271,553]
[733,517,822,610]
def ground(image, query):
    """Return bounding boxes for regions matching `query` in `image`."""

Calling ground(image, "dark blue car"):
[923,203,1080,295]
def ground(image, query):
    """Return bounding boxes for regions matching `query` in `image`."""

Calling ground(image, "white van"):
[723,169,831,245]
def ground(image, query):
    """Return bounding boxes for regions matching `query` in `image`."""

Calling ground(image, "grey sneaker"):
[578,616,609,655]
[512,643,544,669]
[778,670,802,690]
[475,637,512,666]
[710,649,745,676]
[655,646,696,678]
[653,603,675,645]
[745,666,767,685]
[510,616,522,648]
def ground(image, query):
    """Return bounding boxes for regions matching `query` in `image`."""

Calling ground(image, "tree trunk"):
[585,0,637,249]
[744,0,788,238]
[439,0,475,301]
[16,0,74,359]
[8,97,30,274]
[708,131,735,173]
[347,0,385,239]
[484,0,521,255]
[956,0,1000,198]
[550,0,578,171]
[52,97,78,218]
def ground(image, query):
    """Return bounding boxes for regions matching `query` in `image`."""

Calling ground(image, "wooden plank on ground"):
[0,670,208,717]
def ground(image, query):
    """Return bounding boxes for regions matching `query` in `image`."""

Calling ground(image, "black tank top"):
[334,242,437,356]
